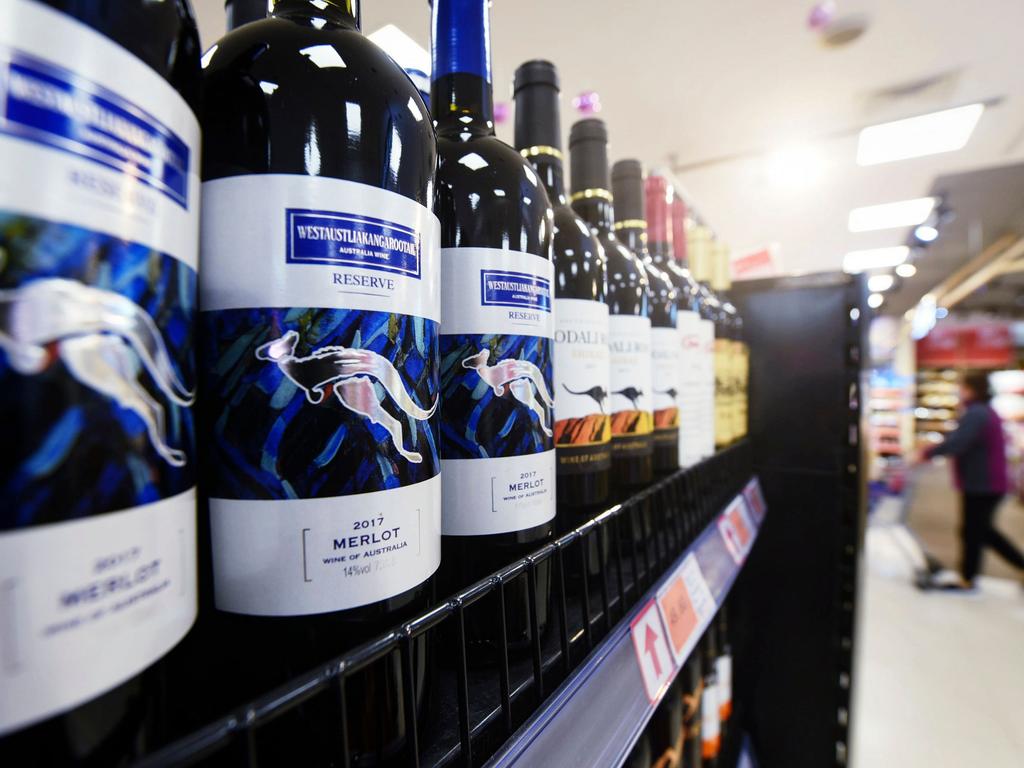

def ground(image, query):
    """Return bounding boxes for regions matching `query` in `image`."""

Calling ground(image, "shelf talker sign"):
[718,496,754,564]
[742,477,767,525]
[657,552,716,665]
[630,599,675,703]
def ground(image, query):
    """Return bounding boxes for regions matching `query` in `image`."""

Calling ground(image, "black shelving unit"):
[136,445,755,768]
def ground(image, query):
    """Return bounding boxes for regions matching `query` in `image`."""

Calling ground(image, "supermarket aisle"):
[851,521,1024,768]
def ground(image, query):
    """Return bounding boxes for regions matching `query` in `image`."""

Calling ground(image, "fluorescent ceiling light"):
[848,197,937,232]
[895,263,917,278]
[867,274,895,292]
[867,293,884,309]
[843,246,909,273]
[857,103,984,165]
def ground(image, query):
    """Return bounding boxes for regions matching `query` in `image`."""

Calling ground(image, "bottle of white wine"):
[0,1,201,763]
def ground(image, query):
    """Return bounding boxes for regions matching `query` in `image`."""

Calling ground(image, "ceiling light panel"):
[856,103,984,166]
[848,197,937,232]
[842,246,909,273]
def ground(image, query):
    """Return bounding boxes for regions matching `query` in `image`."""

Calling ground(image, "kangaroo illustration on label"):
[655,386,678,402]
[256,329,437,463]
[0,277,194,467]
[562,383,608,413]
[461,348,553,436]
[613,386,645,410]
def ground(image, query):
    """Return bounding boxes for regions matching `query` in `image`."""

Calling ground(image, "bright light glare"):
[936,307,949,319]
[766,144,825,188]
[857,103,984,166]
[299,45,346,69]
[867,274,895,292]
[914,224,939,242]
[895,263,917,278]
[843,246,909,274]
[848,197,937,232]
[867,293,884,309]
[368,24,430,76]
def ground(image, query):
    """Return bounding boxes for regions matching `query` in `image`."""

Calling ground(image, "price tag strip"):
[742,476,767,525]
[485,483,767,768]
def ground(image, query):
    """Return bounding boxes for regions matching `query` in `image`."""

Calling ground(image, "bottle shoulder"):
[42,0,200,108]
[200,16,436,201]
[434,134,553,257]
[551,204,606,302]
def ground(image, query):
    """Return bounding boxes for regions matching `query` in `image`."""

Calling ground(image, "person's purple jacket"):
[925,400,1008,494]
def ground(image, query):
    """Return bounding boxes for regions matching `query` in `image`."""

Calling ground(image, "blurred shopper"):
[919,372,1024,590]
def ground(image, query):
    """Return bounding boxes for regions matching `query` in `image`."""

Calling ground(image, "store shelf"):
[486,479,765,768]
[136,445,754,768]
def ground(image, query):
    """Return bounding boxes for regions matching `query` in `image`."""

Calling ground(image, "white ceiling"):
[193,0,1024,276]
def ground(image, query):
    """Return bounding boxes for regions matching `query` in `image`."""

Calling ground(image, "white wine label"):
[608,314,654,456]
[201,175,442,614]
[677,310,704,467]
[211,478,440,616]
[440,247,555,536]
[651,326,681,445]
[697,318,717,459]
[553,298,611,475]
[0,1,199,731]
[0,492,196,735]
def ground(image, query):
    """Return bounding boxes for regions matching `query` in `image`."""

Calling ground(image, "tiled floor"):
[851,517,1024,768]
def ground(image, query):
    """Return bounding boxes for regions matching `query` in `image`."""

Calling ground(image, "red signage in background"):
[916,321,1014,368]
[731,244,780,281]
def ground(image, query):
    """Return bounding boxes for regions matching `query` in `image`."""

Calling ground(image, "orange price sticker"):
[656,575,698,662]
[729,507,751,549]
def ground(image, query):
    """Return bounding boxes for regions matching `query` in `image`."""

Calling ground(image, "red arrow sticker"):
[630,599,675,703]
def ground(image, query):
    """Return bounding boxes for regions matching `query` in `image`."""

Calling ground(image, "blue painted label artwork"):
[440,333,553,460]
[203,308,440,499]
[0,212,197,526]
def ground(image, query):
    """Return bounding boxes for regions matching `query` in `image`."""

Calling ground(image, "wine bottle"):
[715,608,733,730]
[225,0,267,30]
[712,242,742,446]
[668,193,708,469]
[569,121,653,499]
[0,1,200,763]
[513,59,611,526]
[710,240,734,449]
[612,160,679,477]
[649,678,684,766]
[432,0,555,657]
[624,732,653,768]
[701,630,721,766]
[196,1,438,762]
[687,222,719,460]
[681,656,703,768]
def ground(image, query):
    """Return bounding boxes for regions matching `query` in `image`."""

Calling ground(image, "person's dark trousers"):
[960,492,1024,582]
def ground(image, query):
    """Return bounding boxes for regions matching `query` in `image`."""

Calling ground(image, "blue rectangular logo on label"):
[0,48,191,209]
[286,209,421,279]
[480,270,552,312]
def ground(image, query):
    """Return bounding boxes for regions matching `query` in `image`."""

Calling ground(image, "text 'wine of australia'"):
[569,120,653,499]
[514,59,611,526]
[196,0,439,762]
[432,0,555,658]
[0,1,200,764]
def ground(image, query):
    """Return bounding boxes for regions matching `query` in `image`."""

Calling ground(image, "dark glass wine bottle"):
[513,59,611,529]
[0,1,200,764]
[432,0,555,659]
[670,193,711,468]
[624,732,653,768]
[681,656,704,768]
[195,1,438,763]
[715,607,733,734]
[569,121,653,500]
[225,0,268,30]
[649,678,684,765]
[701,629,722,766]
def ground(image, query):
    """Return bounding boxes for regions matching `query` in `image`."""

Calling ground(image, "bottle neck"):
[271,0,360,28]
[431,0,494,135]
[571,192,615,232]
[524,152,567,205]
[615,224,646,255]
[226,0,269,30]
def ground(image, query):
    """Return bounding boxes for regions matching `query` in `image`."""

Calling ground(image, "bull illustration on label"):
[255,330,437,464]
[461,348,553,436]
[0,277,194,467]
